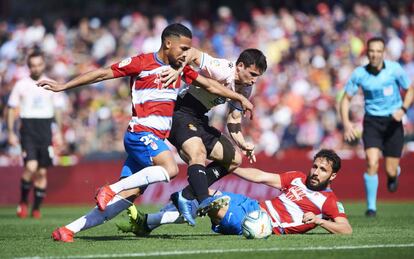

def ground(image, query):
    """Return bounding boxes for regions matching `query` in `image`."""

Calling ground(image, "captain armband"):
[227,123,241,134]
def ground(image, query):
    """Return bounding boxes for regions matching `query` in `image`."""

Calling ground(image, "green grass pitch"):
[1,201,414,259]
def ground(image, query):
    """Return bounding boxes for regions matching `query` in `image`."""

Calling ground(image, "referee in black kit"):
[7,50,65,219]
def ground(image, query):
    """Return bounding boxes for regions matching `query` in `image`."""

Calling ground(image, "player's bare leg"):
[208,135,242,172]
[385,157,401,193]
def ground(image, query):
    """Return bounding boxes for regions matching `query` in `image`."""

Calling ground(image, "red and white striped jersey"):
[111,53,198,139]
[260,171,346,235]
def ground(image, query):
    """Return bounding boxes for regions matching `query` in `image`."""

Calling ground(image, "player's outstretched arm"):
[37,67,115,92]
[193,75,254,118]
[303,212,352,234]
[227,108,256,163]
[233,167,281,189]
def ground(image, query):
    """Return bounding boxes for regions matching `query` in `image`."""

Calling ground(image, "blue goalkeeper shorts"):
[120,131,170,178]
[211,192,260,235]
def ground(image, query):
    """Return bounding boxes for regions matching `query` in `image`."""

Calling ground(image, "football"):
[242,210,273,239]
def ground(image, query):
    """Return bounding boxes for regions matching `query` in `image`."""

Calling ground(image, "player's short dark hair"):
[27,50,45,66]
[161,23,192,42]
[367,37,385,48]
[313,149,341,174]
[236,49,267,74]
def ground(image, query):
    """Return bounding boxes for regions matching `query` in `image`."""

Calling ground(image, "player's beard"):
[168,57,182,69]
[30,72,43,81]
[305,175,330,191]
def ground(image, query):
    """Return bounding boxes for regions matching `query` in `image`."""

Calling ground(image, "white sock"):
[65,195,131,233]
[146,202,185,230]
[109,166,170,193]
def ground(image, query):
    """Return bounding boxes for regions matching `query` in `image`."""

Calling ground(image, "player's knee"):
[188,148,207,165]
[164,164,179,179]
[34,169,47,180]
[25,161,38,173]
[366,160,379,171]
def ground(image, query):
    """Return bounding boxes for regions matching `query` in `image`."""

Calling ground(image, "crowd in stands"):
[1,2,414,166]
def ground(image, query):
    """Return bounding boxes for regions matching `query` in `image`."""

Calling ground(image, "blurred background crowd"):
[1,0,414,166]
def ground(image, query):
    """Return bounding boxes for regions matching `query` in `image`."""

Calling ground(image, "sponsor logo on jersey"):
[228,62,234,68]
[188,124,197,131]
[336,202,345,213]
[213,97,226,105]
[211,59,221,67]
[119,57,132,68]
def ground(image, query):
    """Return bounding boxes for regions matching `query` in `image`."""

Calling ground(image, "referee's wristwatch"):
[401,106,408,113]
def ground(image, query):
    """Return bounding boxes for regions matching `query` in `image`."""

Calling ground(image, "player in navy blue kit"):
[340,37,414,217]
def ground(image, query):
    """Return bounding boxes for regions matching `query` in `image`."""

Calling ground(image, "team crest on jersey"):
[118,57,132,68]
[211,59,221,67]
[188,124,197,131]
[150,141,158,150]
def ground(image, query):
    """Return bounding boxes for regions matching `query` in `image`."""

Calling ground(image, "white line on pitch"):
[15,243,414,259]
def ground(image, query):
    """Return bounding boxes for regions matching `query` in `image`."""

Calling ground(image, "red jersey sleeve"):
[182,65,199,84]
[322,194,347,219]
[110,56,143,78]
[280,171,306,189]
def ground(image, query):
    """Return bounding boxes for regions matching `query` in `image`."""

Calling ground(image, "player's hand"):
[37,80,66,92]
[343,122,359,142]
[240,97,254,120]
[8,132,19,146]
[241,142,256,163]
[302,212,322,225]
[161,67,181,88]
[392,108,405,122]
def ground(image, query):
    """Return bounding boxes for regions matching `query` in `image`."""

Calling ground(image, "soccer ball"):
[242,210,273,239]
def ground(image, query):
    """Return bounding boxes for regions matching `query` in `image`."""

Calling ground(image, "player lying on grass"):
[118,149,352,236]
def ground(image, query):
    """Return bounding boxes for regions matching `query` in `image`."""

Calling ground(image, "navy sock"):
[32,187,46,210]
[20,179,32,204]
[182,162,229,200]
[185,164,209,202]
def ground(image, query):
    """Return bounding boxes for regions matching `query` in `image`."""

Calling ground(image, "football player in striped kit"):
[39,23,253,242]
[119,149,352,236]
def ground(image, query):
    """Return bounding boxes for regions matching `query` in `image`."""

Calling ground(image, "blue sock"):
[364,173,378,211]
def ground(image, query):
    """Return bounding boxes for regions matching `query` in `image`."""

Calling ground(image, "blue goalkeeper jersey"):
[344,60,411,116]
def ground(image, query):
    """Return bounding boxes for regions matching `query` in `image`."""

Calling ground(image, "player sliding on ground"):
[118,149,352,236]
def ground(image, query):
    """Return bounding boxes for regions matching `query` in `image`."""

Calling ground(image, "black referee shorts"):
[20,118,53,167]
[362,115,404,157]
[21,142,53,168]
[168,110,221,156]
